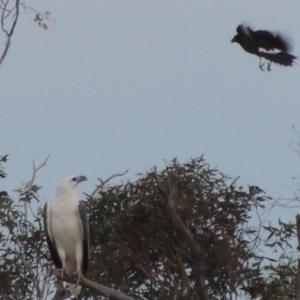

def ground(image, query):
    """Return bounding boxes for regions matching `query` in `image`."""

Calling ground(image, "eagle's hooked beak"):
[77,175,87,183]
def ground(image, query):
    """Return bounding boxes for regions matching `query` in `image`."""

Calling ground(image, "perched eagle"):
[43,175,89,296]
[231,24,297,71]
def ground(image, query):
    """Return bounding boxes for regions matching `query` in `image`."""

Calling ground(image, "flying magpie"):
[231,24,297,71]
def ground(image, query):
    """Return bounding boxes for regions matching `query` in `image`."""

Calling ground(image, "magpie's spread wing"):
[254,30,291,52]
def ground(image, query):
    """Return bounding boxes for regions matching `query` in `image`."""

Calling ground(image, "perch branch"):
[53,270,136,300]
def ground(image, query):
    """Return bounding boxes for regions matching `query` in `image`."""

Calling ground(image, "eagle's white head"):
[56,175,87,200]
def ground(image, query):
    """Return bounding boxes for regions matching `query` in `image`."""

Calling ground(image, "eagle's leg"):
[74,242,85,286]
[58,265,67,278]
[56,248,67,278]
[73,269,85,286]
[267,62,271,71]
[54,263,66,279]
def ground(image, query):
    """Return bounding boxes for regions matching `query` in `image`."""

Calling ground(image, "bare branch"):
[0,2,52,66]
[52,270,136,300]
[8,0,19,36]
[0,0,19,65]
[39,266,51,300]
[25,154,50,193]
[90,169,129,198]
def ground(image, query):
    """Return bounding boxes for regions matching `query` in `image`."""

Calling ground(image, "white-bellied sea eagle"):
[43,175,89,296]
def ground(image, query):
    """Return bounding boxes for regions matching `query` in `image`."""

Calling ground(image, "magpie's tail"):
[260,51,297,67]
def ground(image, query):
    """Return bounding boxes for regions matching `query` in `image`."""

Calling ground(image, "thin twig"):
[39,266,50,300]
[26,154,51,193]
[90,169,129,198]
[0,0,19,65]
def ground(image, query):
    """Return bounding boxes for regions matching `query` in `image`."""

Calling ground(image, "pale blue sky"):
[1,1,300,223]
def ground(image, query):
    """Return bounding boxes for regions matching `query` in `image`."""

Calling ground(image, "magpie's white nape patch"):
[231,24,297,71]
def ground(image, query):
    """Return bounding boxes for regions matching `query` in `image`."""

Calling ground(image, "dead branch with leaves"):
[0,1,51,66]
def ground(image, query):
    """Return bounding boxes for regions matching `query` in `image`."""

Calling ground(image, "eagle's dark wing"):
[78,203,89,275]
[43,203,62,269]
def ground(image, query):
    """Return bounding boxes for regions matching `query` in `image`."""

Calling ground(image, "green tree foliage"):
[83,157,297,299]
[0,155,51,300]
[0,155,297,299]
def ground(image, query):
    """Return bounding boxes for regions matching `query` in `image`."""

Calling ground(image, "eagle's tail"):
[68,283,82,296]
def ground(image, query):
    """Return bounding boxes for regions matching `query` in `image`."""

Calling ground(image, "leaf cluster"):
[82,157,296,300]
[0,155,52,300]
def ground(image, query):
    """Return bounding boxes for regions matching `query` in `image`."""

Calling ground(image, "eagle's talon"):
[73,270,85,286]
[55,266,66,279]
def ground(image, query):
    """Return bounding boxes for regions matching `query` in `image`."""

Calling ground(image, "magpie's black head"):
[231,34,240,44]
[231,24,253,44]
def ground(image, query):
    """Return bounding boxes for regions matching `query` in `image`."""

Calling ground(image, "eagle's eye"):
[72,177,77,182]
